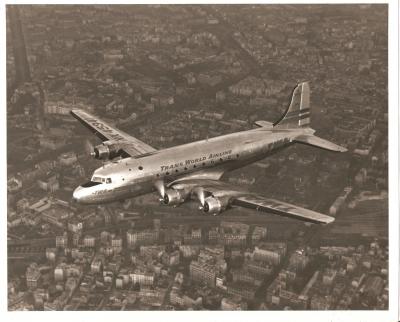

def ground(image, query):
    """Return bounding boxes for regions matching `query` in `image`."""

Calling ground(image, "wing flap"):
[71,109,157,157]
[233,195,334,224]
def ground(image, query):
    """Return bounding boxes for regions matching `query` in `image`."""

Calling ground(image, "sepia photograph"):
[3,1,398,321]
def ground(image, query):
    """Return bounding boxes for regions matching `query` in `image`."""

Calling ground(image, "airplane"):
[71,82,347,225]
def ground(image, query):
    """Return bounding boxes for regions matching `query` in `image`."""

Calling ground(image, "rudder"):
[274,82,310,129]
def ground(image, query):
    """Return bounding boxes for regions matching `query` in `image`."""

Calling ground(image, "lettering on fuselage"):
[160,149,232,171]
[92,189,111,195]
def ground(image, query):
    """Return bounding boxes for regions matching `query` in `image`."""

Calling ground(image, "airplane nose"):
[72,186,83,204]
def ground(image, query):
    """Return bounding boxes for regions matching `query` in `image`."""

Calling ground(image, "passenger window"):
[106,178,112,184]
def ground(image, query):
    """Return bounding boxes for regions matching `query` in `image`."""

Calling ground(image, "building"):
[65,277,78,293]
[100,231,111,244]
[226,282,257,301]
[140,245,165,259]
[111,237,123,253]
[56,234,68,248]
[310,295,333,310]
[219,233,247,246]
[83,235,96,248]
[219,222,249,246]
[183,227,202,244]
[246,259,273,278]
[208,227,219,243]
[288,252,310,272]
[300,271,319,301]
[45,248,57,262]
[58,152,78,166]
[162,250,180,267]
[322,269,337,286]
[279,289,307,310]
[8,177,22,192]
[39,136,66,150]
[221,296,247,310]
[231,267,262,286]
[253,242,287,265]
[216,91,226,102]
[71,233,81,247]
[364,276,384,299]
[91,260,102,274]
[251,226,267,242]
[329,187,352,215]
[126,229,159,247]
[54,265,64,282]
[130,270,155,286]
[139,288,166,307]
[179,245,200,258]
[26,263,41,290]
[68,220,83,234]
[114,276,123,289]
[189,260,216,287]
[169,290,185,307]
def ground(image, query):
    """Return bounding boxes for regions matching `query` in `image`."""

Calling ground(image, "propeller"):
[84,139,95,156]
[193,187,206,210]
[154,180,166,202]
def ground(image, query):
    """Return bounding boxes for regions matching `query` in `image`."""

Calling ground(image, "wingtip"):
[70,108,85,117]
[324,216,335,224]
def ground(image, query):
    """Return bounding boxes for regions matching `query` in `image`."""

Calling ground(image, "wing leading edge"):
[71,109,157,157]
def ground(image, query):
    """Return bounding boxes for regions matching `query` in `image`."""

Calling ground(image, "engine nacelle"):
[91,141,124,160]
[163,189,187,206]
[203,196,229,215]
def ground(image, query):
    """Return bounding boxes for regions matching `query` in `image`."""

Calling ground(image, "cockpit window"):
[91,176,112,184]
[81,181,102,188]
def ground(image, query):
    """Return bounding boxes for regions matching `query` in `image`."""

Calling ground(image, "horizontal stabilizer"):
[294,135,347,152]
[254,120,274,129]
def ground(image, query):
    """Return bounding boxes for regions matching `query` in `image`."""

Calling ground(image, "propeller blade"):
[193,187,205,206]
[85,139,95,156]
[154,180,165,198]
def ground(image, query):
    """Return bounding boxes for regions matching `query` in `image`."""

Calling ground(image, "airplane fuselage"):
[72,127,308,205]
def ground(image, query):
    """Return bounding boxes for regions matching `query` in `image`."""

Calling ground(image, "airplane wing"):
[71,109,157,157]
[232,195,334,224]
[169,179,334,225]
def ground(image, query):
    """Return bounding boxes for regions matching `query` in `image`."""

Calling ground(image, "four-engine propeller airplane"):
[71,82,346,224]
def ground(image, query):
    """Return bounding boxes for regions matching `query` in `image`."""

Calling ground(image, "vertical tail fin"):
[273,82,310,129]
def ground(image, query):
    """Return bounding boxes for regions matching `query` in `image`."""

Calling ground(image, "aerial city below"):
[7,4,388,311]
